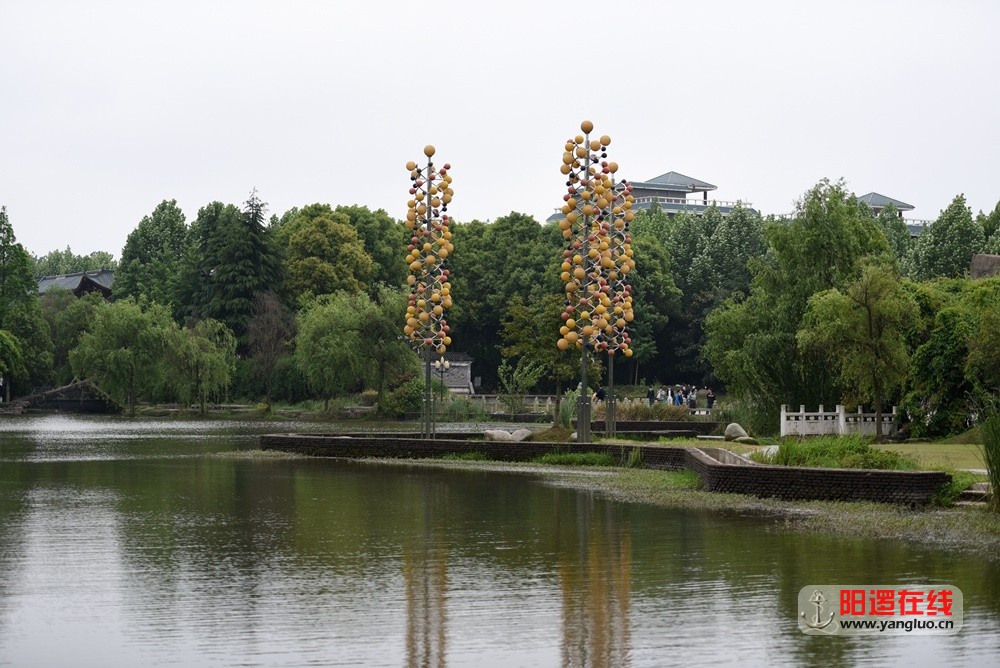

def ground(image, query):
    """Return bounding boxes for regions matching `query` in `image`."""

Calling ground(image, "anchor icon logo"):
[801,590,836,630]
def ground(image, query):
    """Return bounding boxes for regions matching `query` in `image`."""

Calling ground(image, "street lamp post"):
[433,358,450,404]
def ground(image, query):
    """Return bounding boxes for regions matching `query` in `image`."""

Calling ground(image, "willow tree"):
[797,261,919,436]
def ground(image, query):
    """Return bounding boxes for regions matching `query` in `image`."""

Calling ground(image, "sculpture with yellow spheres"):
[403,145,454,356]
[556,121,635,359]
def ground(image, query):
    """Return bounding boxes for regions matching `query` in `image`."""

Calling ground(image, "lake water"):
[0,414,998,667]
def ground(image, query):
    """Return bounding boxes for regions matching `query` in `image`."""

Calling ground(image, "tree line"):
[2,180,999,434]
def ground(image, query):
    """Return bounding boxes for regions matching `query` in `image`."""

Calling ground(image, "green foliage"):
[533,451,617,467]
[273,204,374,300]
[978,201,1000,242]
[442,396,488,421]
[165,318,237,414]
[380,375,425,418]
[622,446,644,468]
[70,299,175,415]
[359,389,379,406]
[593,400,692,422]
[911,195,985,280]
[333,205,408,290]
[0,329,23,396]
[500,294,583,395]
[979,415,1000,512]
[497,357,545,415]
[39,289,103,385]
[246,291,296,407]
[0,207,54,393]
[932,470,980,507]
[871,204,913,269]
[32,247,117,276]
[904,304,976,437]
[705,179,890,423]
[797,261,918,434]
[447,213,563,388]
[754,436,919,470]
[557,388,579,428]
[198,192,284,347]
[713,397,774,436]
[114,200,188,308]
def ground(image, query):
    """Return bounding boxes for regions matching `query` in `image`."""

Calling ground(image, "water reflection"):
[557,494,632,667]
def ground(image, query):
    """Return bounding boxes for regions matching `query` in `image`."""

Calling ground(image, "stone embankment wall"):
[260,434,950,505]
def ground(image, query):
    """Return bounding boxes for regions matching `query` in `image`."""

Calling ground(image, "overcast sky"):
[2,0,998,259]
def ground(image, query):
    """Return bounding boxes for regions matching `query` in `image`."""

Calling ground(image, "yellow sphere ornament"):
[424,145,435,157]
[405,161,416,171]
[580,120,594,133]
[624,348,634,358]
[557,338,569,350]
[600,135,611,146]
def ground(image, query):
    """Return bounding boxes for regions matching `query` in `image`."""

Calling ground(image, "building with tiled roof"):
[37,269,114,299]
[546,170,754,224]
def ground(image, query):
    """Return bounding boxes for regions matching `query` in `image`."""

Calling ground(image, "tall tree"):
[272,204,373,300]
[247,291,296,409]
[39,289,103,385]
[977,200,1000,244]
[294,289,417,409]
[174,201,243,322]
[797,261,918,436]
[203,191,284,347]
[0,206,53,394]
[911,195,985,280]
[333,205,408,289]
[114,200,188,307]
[0,329,23,402]
[165,318,237,414]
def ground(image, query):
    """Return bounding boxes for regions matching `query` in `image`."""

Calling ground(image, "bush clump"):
[753,436,919,470]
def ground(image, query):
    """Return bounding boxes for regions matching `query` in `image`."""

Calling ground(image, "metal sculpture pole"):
[556,121,635,443]
[403,146,454,440]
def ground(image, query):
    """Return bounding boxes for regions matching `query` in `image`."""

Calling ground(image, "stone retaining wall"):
[260,434,949,505]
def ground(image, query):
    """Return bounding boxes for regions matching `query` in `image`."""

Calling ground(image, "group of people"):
[646,385,716,410]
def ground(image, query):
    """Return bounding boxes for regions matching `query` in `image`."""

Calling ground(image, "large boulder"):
[511,429,533,442]
[724,423,749,441]
[484,430,514,442]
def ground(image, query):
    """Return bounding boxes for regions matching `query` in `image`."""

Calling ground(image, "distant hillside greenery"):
[1,181,998,432]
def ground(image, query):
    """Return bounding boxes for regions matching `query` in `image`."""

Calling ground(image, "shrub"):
[593,399,692,422]
[359,389,379,406]
[557,389,579,428]
[752,436,919,470]
[380,376,425,418]
[980,415,1000,513]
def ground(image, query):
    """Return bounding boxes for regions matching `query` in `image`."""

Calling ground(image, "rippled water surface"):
[0,414,998,667]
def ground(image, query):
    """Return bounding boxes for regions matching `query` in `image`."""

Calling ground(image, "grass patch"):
[440,451,491,461]
[878,441,986,471]
[528,426,575,442]
[533,452,617,467]
[752,436,919,470]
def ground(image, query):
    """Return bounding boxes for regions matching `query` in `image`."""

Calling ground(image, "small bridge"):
[21,381,115,413]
